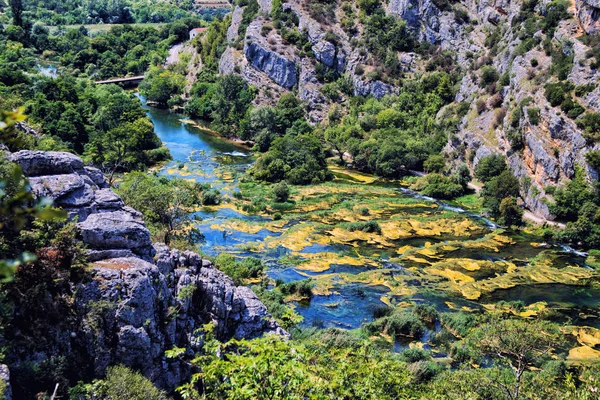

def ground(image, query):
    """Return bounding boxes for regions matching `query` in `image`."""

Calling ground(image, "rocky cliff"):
[4,150,285,393]
[206,0,600,220]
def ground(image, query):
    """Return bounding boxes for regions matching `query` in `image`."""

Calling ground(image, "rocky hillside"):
[202,0,600,219]
[2,150,285,394]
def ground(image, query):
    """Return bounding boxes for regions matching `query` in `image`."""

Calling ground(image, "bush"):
[272,181,290,203]
[399,348,430,363]
[480,66,499,87]
[365,311,426,339]
[215,254,265,286]
[346,221,382,234]
[545,82,568,107]
[70,366,168,400]
[412,174,465,200]
[577,112,600,142]
[202,189,221,205]
[413,304,439,324]
[527,107,540,125]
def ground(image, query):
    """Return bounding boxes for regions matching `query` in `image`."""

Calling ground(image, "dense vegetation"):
[0,0,226,25]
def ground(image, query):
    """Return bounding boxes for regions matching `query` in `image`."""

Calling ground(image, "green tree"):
[481,170,520,216]
[210,74,255,138]
[499,197,524,227]
[116,172,202,244]
[475,154,507,182]
[139,67,185,107]
[467,318,562,400]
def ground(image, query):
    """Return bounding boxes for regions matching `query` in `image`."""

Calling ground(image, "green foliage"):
[179,328,413,400]
[479,66,499,87]
[250,133,332,184]
[549,167,594,221]
[115,172,203,244]
[498,197,524,227]
[364,311,425,340]
[345,220,382,234]
[481,170,521,217]
[423,154,446,173]
[577,112,600,142]
[214,254,265,286]
[475,154,507,182]
[323,77,455,178]
[411,173,466,200]
[139,67,185,106]
[526,107,540,125]
[585,150,600,171]
[202,189,221,205]
[70,365,168,400]
[272,181,290,203]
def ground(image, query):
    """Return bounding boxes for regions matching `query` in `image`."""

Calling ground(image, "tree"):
[549,167,594,221]
[139,67,185,107]
[481,170,520,217]
[210,74,255,138]
[9,0,24,27]
[468,319,562,400]
[251,133,333,184]
[272,181,290,203]
[475,154,507,182]
[499,197,524,227]
[116,172,202,244]
[87,118,164,184]
[424,154,446,173]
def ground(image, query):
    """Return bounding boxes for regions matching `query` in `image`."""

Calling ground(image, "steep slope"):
[201,0,600,220]
[3,150,285,393]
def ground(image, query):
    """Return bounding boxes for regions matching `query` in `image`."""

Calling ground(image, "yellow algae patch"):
[259,225,322,252]
[416,247,443,259]
[380,296,393,307]
[396,245,414,255]
[325,227,395,247]
[403,255,433,265]
[328,165,380,184]
[428,268,475,284]
[568,346,600,361]
[209,220,280,235]
[568,327,600,348]
[293,252,376,273]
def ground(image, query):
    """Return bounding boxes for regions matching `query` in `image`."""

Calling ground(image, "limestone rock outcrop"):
[6,150,286,391]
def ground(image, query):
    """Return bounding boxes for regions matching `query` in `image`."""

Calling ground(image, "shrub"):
[399,348,430,363]
[346,221,382,234]
[545,82,568,107]
[202,189,221,205]
[476,98,487,114]
[272,181,290,203]
[527,107,540,125]
[365,311,426,339]
[479,66,499,87]
[413,304,439,324]
[577,112,600,142]
[71,365,168,400]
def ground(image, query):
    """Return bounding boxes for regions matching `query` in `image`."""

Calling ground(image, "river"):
[139,96,600,336]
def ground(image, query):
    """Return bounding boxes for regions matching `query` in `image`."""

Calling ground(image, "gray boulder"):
[8,150,84,176]
[77,211,156,261]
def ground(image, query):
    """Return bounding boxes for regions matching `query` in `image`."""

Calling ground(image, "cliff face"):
[5,151,285,392]
[208,0,600,219]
